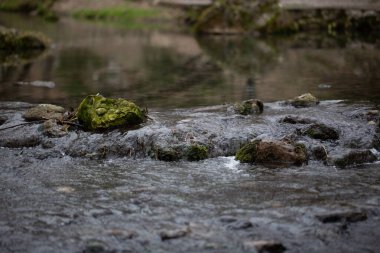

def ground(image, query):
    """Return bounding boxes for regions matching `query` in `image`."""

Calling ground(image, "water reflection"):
[0,12,379,108]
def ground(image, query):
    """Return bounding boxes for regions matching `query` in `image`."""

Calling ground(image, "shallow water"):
[1,12,380,108]
[1,12,380,253]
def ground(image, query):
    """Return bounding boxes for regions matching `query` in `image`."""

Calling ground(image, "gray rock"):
[23,104,65,121]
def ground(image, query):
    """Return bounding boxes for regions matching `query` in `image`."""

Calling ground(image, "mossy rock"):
[287,93,319,108]
[235,139,308,166]
[0,26,50,51]
[334,150,377,168]
[187,144,208,161]
[303,123,339,141]
[156,147,181,162]
[234,99,264,115]
[76,95,147,131]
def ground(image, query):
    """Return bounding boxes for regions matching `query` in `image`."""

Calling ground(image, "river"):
[0,12,380,253]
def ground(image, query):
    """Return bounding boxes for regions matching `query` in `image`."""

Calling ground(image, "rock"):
[234,99,264,115]
[159,227,189,241]
[227,220,253,230]
[219,216,238,223]
[0,116,7,125]
[316,211,367,224]
[279,116,314,124]
[155,147,182,162]
[23,104,65,121]
[42,119,68,138]
[0,26,49,50]
[287,93,319,107]
[187,144,208,161]
[235,139,308,166]
[312,146,328,161]
[243,240,286,253]
[302,123,339,140]
[76,95,147,130]
[334,150,377,168]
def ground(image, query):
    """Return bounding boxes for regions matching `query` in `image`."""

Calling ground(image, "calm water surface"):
[1,12,380,108]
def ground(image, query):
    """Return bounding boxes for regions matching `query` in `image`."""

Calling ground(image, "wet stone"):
[279,116,315,124]
[219,216,238,223]
[233,99,264,115]
[0,116,7,125]
[159,227,189,241]
[312,146,328,161]
[287,93,319,108]
[42,119,68,138]
[302,123,339,140]
[243,240,286,253]
[235,139,308,166]
[316,211,368,224]
[334,150,377,168]
[187,144,208,161]
[23,104,65,121]
[227,220,253,230]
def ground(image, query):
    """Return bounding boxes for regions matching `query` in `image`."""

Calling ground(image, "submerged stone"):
[233,99,264,115]
[76,95,147,130]
[334,150,377,168]
[235,139,308,166]
[303,123,339,141]
[287,93,319,108]
[23,104,65,121]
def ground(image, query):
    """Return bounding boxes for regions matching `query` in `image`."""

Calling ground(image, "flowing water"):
[1,12,380,253]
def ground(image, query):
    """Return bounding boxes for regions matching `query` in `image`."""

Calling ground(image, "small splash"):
[224,156,240,172]
[56,186,75,193]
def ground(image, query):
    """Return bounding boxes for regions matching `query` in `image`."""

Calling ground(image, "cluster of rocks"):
[0,93,379,168]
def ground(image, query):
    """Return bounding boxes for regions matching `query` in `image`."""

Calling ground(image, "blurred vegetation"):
[0,26,49,66]
[0,0,58,21]
[186,0,279,34]
[73,4,160,21]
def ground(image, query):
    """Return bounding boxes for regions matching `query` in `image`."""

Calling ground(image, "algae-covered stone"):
[23,104,65,121]
[235,139,308,166]
[287,93,319,108]
[234,99,264,115]
[187,144,208,161]
[76,95,147,130]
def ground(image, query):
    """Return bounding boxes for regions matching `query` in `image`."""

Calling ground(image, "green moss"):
[187,144,208,161]
[235,140,259,163]
[76,95,147,130]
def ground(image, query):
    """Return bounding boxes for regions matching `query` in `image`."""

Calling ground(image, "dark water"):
[1,12,380,108]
